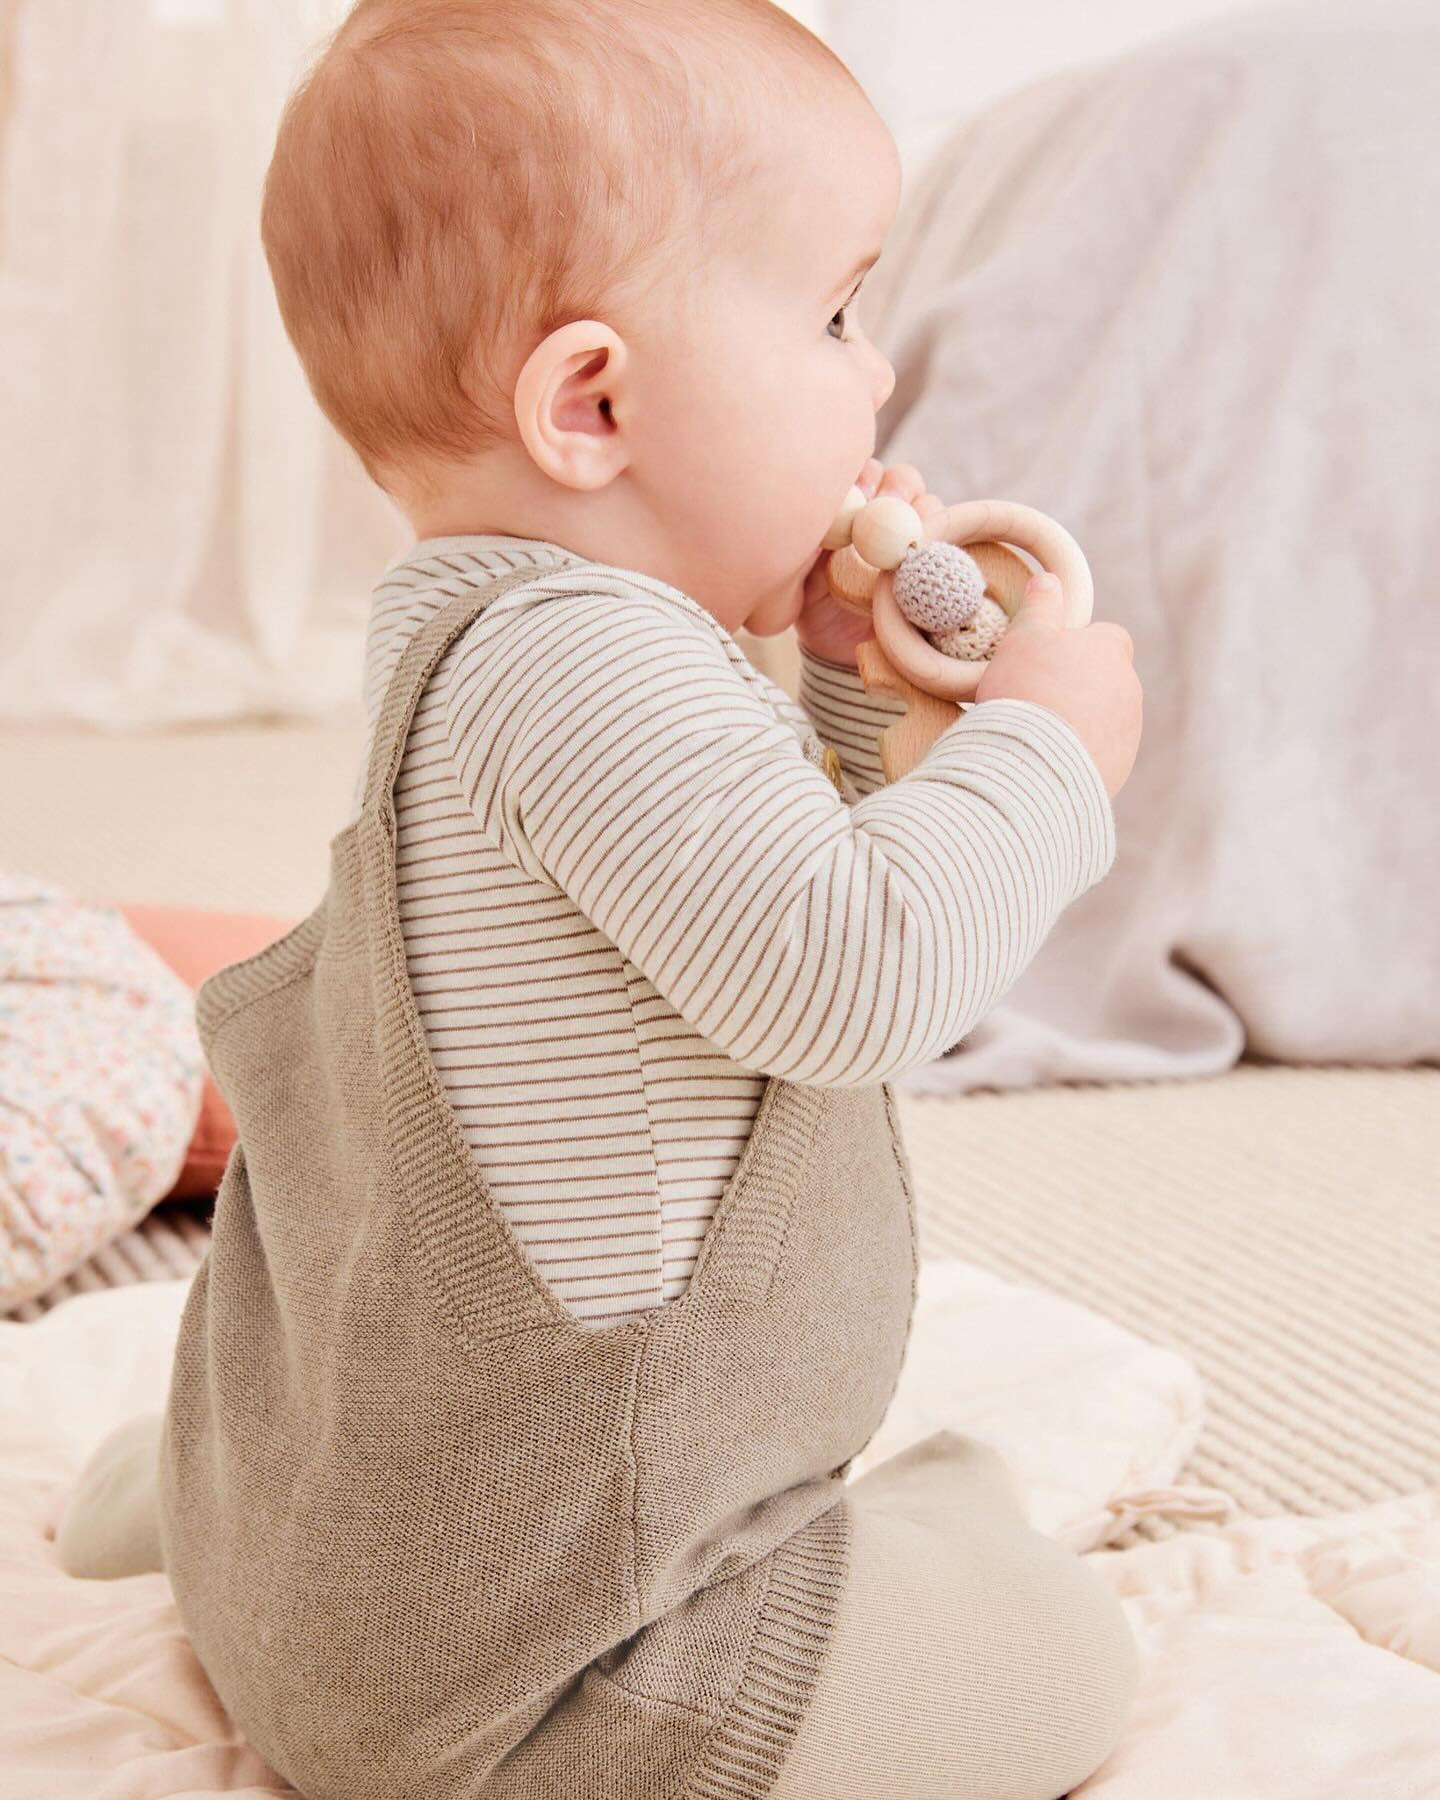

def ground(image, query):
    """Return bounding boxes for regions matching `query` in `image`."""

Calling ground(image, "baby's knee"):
[1013,1538,1141,1796]
[781,1474,1141,1800]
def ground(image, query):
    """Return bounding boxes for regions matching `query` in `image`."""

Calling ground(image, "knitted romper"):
[158,574,1139,1800]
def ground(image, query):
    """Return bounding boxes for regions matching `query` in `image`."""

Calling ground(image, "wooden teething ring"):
[839,499,1094,782]
[871,500,1094,701]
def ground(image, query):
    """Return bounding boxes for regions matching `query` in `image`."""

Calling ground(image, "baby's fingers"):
[852,463,942,533]
[876,462,926,506]
[1087,620,1136,660]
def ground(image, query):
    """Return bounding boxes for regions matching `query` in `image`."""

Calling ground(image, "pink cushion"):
[117,906,297,1200]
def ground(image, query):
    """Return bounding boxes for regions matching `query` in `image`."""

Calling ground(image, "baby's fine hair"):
[260,0,856,498]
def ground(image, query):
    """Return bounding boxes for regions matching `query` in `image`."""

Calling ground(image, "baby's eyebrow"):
[828,250,882,300]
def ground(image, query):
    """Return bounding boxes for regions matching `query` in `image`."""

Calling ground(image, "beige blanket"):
[865,0,1440,1095]
[5,1270,1438,1795]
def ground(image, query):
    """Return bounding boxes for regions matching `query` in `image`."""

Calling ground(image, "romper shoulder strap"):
[358,565,547,822]
[354,561,582,1339]
[194,566,549,1043]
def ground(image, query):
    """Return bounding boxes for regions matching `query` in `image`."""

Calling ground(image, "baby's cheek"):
[744,580,805,637]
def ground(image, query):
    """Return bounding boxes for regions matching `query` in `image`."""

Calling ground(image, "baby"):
[57,2,1143,1796]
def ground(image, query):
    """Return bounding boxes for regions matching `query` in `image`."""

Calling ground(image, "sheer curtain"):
[3,0,1240,725]
[0,0,407,727]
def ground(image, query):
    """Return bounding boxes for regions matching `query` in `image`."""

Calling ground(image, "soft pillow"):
[850,1259,1218,1553]
[118,905,295,1198]
[866,0,1440,1093]
[0,875,205,1313]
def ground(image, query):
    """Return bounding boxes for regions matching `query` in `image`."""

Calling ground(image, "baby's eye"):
[827,282,863,341]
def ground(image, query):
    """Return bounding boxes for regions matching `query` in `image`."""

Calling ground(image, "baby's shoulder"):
[441,561,743,703]
[464,560,720,643]
[434,560,802,769]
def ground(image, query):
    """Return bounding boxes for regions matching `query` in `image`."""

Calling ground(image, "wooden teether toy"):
[822,489,1095,782]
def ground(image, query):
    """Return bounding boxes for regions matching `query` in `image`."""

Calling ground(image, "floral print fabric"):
[0,873,204,1312]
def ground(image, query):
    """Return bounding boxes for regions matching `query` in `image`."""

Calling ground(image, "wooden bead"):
[821,484,868,551]
[852,496,924,572]
[825,544,879,609]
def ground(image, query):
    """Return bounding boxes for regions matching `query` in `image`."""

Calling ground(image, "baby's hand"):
[976,574,1143,798]
[797,461,945,668]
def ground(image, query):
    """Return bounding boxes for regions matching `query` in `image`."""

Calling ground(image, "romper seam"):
[199,954,323,1040]
[624,1325,645,1636]
[681,1551,781,1774]
[676,1501,853,1800]
[587,1665,720,1728]
[758,1084,828,1303]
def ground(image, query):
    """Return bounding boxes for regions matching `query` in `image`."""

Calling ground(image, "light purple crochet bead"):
[893,541,988,633]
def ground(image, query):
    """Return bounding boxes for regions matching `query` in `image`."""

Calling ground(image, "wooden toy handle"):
[854,640,962,785]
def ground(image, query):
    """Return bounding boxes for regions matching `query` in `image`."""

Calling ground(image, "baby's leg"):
[54,1410,166,1579]
[770,1429,1140,1800]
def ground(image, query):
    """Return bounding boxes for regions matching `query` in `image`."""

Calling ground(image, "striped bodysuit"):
[359,533,1114,1328]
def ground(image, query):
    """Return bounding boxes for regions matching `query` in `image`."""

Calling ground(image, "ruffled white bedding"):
[3,1262,1437,1796]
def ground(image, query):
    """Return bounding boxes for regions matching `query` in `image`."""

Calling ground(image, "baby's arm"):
[442,591,1114,1089]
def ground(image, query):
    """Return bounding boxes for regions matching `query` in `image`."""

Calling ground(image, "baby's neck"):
[393,458,753,636]
[397,461,623,565]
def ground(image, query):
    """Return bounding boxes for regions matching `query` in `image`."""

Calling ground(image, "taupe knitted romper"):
[158,573,1139,1800]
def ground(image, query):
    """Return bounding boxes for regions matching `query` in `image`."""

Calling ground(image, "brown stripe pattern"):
[360,534,1115,1328]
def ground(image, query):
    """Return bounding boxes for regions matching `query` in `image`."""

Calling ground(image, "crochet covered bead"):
[893,541,988,632]
[936,596,1011,661]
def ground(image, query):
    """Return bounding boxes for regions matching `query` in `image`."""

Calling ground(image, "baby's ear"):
[514,320,631,493]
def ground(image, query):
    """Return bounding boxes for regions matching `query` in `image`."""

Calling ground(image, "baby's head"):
[261,0,900,638]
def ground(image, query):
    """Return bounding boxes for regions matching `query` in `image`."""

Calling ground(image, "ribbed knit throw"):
[157,571,920,1800]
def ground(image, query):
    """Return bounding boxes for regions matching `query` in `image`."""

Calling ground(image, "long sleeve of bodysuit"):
[793,644,910,800]
[438,583,1115,1089]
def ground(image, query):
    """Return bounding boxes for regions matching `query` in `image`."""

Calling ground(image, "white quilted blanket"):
[3,1263,1438,1796]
